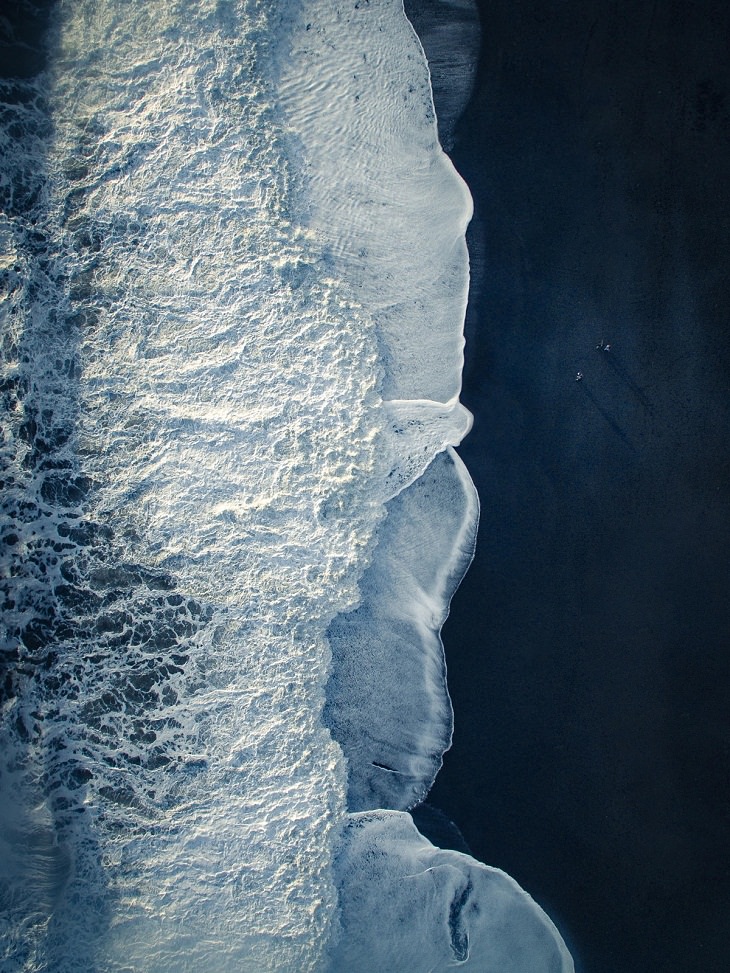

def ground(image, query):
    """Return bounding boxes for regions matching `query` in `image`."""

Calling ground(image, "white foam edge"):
[329,809,576,972]
[325,446,479,811]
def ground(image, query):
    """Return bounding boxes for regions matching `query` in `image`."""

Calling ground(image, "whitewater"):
[0,1,573,970]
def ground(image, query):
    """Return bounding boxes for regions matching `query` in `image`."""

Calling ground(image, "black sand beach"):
[409,1,730,971]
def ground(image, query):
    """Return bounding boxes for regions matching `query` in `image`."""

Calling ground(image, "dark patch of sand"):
[409,2,730,970]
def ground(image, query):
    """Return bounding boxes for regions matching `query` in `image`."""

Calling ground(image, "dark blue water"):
[408,1,730,971]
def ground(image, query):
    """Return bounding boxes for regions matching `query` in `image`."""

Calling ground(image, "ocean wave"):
[3,1,378,968]
[0,0,573,969]
[326,448,478,812]
[329,810,575,972]
[275,0,477,816]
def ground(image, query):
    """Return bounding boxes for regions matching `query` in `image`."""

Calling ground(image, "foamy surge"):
[2,2,379,969]
[1,0,574,970]
[326,448,478,812]
[277,2,573,969]
[330,811,574,972]
[276,0,474,813]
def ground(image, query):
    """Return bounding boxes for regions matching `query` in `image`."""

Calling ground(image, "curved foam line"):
[325,448,479,812]
[329,810,576,972]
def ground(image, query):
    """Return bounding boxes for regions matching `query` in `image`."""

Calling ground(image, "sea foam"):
[277,3,573,969]
[329,811,575,972]
[0,0,573,970]
[276,0,475,813]
[2,2,379,969]
[325,447,478,812]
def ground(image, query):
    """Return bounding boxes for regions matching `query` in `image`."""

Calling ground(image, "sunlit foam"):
[0,0,574,969]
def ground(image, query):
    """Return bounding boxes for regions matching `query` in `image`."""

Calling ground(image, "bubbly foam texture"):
[1,0,573,970]
[326,448,478,811]
[274,0,476,823]
[329,811,575,973]
[2,2,382,969]
[276,0,473,407]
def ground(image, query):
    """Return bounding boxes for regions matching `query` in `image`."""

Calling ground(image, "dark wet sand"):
[411,2,730,971]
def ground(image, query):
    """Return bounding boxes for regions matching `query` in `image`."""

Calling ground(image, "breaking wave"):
[0,1,573,970]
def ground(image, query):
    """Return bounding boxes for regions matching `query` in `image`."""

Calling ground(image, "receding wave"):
[275,0,473,407]
[329,811,575,972]
[276,0,474,811]
[3,2,376,969]
[1,0,574,970]
[325,447,478,812]
[277,2,573,969]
